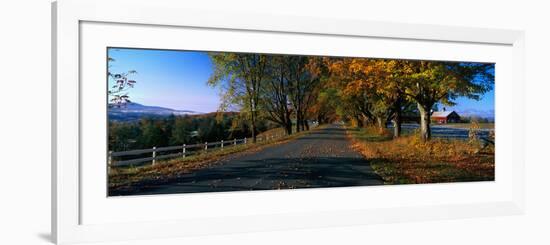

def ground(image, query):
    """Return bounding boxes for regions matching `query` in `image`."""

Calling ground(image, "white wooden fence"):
[108,133,284,168]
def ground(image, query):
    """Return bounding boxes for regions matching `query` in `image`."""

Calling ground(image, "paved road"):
[114,124,383,196]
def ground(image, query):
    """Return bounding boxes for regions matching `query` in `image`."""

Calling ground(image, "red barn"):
[431,110,461,124]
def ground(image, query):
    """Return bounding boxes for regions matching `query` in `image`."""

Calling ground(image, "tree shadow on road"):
[110,156,384,196]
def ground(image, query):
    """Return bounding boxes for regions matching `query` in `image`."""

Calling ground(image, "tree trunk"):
[376,117,385,133]
[417,103,432,142]
[251,111,257,143]
[355,115,363,128]
[295,113,301,133]
[393,100,402,138]
[393,113,402,138]
[304,119,310,130]
[285,119,292,135]
[301,113,307,131]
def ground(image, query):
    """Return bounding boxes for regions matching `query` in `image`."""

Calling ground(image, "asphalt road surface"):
[114,124,383,196]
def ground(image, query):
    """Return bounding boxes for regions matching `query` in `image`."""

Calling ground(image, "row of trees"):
[208,54,324,142]
[208,53,494,142]
[326,59,494,140]
[108,113,276,152]
[108,50,493,145]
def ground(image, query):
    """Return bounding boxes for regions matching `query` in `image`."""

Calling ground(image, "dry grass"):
[109,143,256,189]
[348,127,494,184]
[258,127,287,137]
[437,122,495,130]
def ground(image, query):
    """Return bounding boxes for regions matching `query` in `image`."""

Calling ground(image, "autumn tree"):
[208,53,269,143]
[311,87,339,124]
[402,61,494,141]
[286,56,321,132]
[367,59,411,137]
[302,57,331,128]
[326,58,374,127]
[326,57,405,133]
[262,55,293,135]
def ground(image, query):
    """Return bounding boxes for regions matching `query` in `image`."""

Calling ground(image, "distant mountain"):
[108,102,202,121]
[455,109,495,120]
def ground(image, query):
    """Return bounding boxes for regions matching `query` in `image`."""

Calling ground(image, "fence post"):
[152,146,156,165]
[221,140,224,149]
[244,137,247,144]
[205,142,208,151]
[107,151,112,174]
[182,144,186,158]
[234,138,237,146]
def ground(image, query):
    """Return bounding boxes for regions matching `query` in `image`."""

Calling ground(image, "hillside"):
[108,102,202,121]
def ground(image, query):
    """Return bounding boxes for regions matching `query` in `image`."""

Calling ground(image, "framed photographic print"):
[106,47,496,197]
[52,0,525,244]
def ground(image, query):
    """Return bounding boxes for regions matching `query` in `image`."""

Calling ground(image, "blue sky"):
[441,66,495,118]
[107,48,494,116]
[443,92,495,117]
[108,48,220,112]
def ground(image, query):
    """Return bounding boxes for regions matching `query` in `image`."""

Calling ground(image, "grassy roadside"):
[435,122,495,130]
[109,125,324,192]
[346,126,494,184]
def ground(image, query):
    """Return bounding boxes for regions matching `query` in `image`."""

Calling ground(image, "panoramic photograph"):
[107,47,495,196]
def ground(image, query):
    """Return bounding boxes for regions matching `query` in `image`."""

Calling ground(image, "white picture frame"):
[52,0,525,244]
